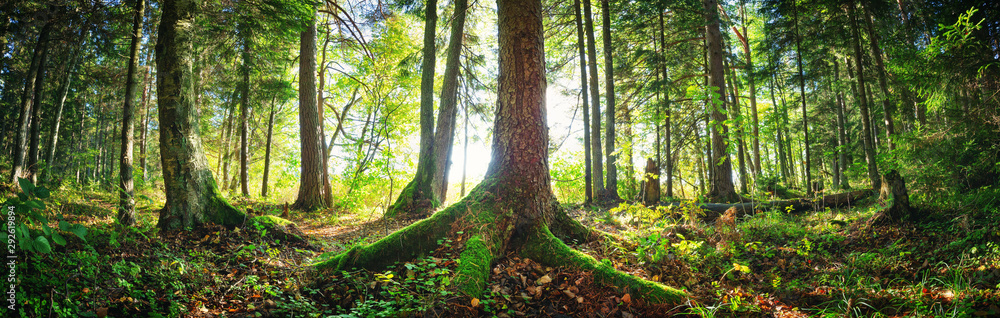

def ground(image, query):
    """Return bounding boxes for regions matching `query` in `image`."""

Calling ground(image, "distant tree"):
[118,0,145,226]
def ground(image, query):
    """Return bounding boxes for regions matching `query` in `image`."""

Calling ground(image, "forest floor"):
[11,185,1000,317]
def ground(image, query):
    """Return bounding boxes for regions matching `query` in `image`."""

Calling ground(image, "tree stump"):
[642,158,660,206]
[879,169,912,221]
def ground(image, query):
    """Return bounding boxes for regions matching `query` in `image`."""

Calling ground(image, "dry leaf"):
[82,287,90,294]
[536,274,552,285]
[96,307,108,318]
[621,293,631,304]
[471,298,480,307]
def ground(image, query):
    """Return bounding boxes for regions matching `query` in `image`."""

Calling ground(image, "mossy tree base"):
[383,175,439,219]
[315,184,687,305]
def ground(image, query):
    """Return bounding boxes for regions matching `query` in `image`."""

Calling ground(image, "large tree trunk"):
[239,22,251,197]
[11,22,51,184]
[156,0,246,230]
[293,15,327,210]
[600,0,619,201]
[385,0,438,217]
[848,0,880,189]
[431,0,468,203]
[583,0,604,197]
[573,0,593,203]
[316,0,686,304]
[703,0,739,202]
[118,0,144,226]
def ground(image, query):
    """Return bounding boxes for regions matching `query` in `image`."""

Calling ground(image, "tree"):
[385,0,438,217]
[156,0,246,229]
[703,0,739,202]
[317,0,685,304]
[600,0,620,201]
[292,13,327,210]
[791,2,812,195]
[118,0,145,226]
[848,0,880,189]
[573,0,593,203]
[238,21,251,197]
[430,0,469,203]
[583,0,604,198]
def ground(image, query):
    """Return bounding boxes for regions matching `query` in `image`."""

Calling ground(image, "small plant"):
[5,178,88,253]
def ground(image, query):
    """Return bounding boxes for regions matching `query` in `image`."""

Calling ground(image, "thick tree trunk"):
[317,0,686,304]
[118,0,144,226]
[156,0,246,230]
[600,0,619,201]
[11,22,51,184]
[703,0,739,202]
[583,0,604,197]
[385,0,437,217]
[878,170,912,221]
[293,15,327,210]
[573,0,593,203]
[239,22,251,197]
[431,0,467,203]
[849,1,881,189]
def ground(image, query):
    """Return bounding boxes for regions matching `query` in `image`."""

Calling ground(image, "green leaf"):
[33,186,50,199]
[33,236,51,253]
[42,223,51,236]
[26,200,44,210]
[51,232,66,246]
[17,192,28,201]
[59,221,71,231]
[68,225,88,242]
[18,178,34,195]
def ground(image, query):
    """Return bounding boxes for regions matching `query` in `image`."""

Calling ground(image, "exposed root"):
[518,226,687,304]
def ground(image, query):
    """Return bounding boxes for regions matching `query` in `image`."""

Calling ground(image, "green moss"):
[454,235,498,297]
[519,226,687,304]
[252,215,293,227]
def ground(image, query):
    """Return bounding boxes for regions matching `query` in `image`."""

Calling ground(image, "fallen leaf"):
[536,274,552,285]
[82,288,90,294]
[622,293,631,305]
[471,298,480,307]
[96,307,108,318]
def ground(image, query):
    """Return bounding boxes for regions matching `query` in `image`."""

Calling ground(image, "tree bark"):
[239,22,251,197]
[658,9,672,198]
[833,58,850,189]
[45,29,86,180]
[703,0,738,202]
[431,0,468,203]
[262,95,276,198]
[385,0,438,217]
[118,0,144,226]
[740,0,761,179]
[600,0,619,201]
[793,4,812,195]
[27,22,53,184]
[156,0,246,230]
[573,0,593,203]
[582,0,604,198]
[848,0,880,189]
[11,22,51,184]
[863,6,895,151]
[293,14,327,210]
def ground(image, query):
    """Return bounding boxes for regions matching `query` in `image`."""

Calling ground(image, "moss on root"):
[384,174,439,218]
[454,235,500,297]
[519,225,687,304]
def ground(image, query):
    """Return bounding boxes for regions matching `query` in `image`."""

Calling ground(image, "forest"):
[1,0,999,316]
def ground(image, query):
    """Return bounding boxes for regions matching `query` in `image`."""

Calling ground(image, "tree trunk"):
[878,170,912,221]
[573,0,593,203]
[740,0,761,178]
[864,6,895,151]
[385,0,438,217]
[724,56,748,194]
[317,0,686,304]
[317,16,334,206]
[139,64,152,180]
[239,22,251,197]
[11,22,51,184]
[703,0,738,202]
[833,59,850,189]
[431,0,468,203]
[583,0,604,197]
[262,96,276,198]
[293,14,327,210]
[45,30,86,180]
[600,0,619,201]
[118,0,144,226]
[793,4,812,195]
[658,10,672,198]
[27,23,53,184]
[156,0,246,230]
[848,0,880,189]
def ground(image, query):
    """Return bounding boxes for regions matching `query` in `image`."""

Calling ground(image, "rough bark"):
[600,0,619,201]
[293,15,327,210]
[574,0,593,203]
[703,0,739,202]
[583,0,603,197]
[118,0,144,227]
[642,158,660,205]
[156,0,246,230]
[315,0,686,304]
[11,22,51,184]
[878,170,912,221]
[431,0,468,203]
[848,1,881,189]
[385,0,438,217]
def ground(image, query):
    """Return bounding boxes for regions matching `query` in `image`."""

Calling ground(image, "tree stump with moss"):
[879,169,912,221]
[642,158,660,206]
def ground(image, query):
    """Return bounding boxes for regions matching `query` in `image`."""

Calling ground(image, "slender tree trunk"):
[431,0,468,203]
[703,0,738,202]
[386,0,438,217]
[220,99,234,185]
[864,6,895,151]
[118,0,144,226]
[459,94,469,198]
[740,0,761,179]
[600,0,619,201]
[239,22,251,197]
[583,0,604,197]
[262,95,276,198]
[574,0,593,203]
[849,1,880,189]
[658,9,672,198]
[11,22,51,184]
[139,64,152,180]
[725,56,748,194]
[293,13,327,210]
[156,0,246,230]
[833,59,850,189]
[317,16,334,206]
[46,32,85,180]
[27,24,54,184]
[793,4,812,195]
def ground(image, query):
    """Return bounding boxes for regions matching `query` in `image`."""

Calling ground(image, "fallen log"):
[660,189,874,220]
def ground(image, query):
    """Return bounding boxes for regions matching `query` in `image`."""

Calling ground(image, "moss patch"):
[454,235,497,297]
